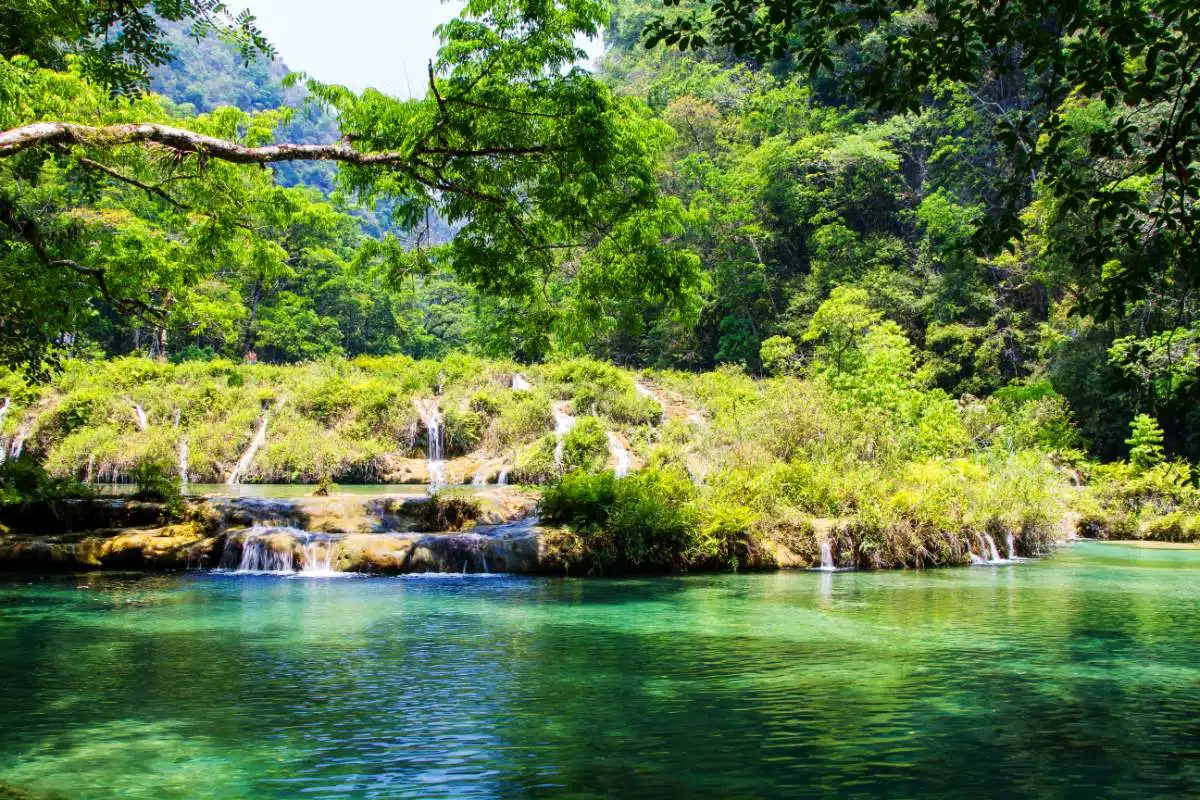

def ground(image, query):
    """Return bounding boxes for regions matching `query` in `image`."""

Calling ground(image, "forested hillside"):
[2,0,1197,467]
[584,1,1200,462]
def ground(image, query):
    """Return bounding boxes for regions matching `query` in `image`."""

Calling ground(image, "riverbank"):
[5,354,1198,572]
[0,486,1075,576]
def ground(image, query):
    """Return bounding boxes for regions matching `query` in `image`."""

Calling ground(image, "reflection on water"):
[0,541,1197,799]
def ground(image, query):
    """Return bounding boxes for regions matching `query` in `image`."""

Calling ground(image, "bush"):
[513,435,557,484]
[443,407,485,456]
[760,335,798,376]
[131,461,183,511]
[542,466,702,572]
[542,470,617,530]
[414,494,481,532]
[0,456,92,512]
[561,416,608,473]
[496,393,554,447]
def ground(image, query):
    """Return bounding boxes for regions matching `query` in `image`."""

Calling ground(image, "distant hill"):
[150,23,453,241]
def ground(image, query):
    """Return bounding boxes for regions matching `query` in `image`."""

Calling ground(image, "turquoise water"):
[0,542,1197,799]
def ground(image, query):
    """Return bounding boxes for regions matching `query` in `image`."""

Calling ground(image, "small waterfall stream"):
[818,538,835,571]
[472,464,489,486]
[227,409,272,485]
[8,418,32,460]
[178,436,189,489]
[511,374,532,391]
[413,397,445,488]
[1006,532,1016,560]
[607,431,631,478]
[982,532,1003,563]
[497,470,509,486]
[131,403,149,431]
[968,532,1013,565]
[230,527,342,575]
[0,398,8,463]
[553,403,576,471]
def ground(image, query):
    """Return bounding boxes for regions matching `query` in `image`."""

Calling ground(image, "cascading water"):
[0,398,8,463]
[298,536,341,576]
[8,419,32,460]
[178,436,189,489]
[497,470,509,486]
[85,453,96,484]
[607,431,631,478]
[472,464,489,486]
[1006,532,1016,560]
[982,532,1003,563]
[131,403,149,431]
[230,526,343,575]
[512,373,532,391]
[234,527,295,574]
[413,397,445,488]
[553,403,576,471]
[227,402,277,485]
[819,538,835,571]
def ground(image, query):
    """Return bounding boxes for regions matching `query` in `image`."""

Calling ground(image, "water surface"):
[0,542,1197,798]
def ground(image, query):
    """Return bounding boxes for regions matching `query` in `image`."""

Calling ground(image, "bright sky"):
[238,0,604,99]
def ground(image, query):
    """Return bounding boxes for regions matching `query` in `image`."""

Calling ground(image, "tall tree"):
[0,0,698,371]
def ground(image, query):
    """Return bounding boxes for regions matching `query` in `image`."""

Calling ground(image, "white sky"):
[238,0,604,99]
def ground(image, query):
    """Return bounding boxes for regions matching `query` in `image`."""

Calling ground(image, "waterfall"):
[967,535,985,565]
[0,398,8,464]
[553,403,576,471]
[497,470,509,486]
[298,536,340,576]
[511,373,532,391]
[227,404,275,485]
[235,527,294,574]
[607,431,631,478]
[172,408,181,428]
[178,436,189,489]
[982,532,1003,563]
[231,527,342,575]
[413,397,445,488]
[8,418,32,460]
[819,538,835,571]
[472,464,489,486]
[131,403,149,431]
[1006,532,1016,560]
[85,453,96,484]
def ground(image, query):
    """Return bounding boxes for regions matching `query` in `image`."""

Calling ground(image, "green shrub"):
[1126,413,1166,472]
[131,460,182,504]
[0,456,92,513]
[542,470,617,530]
[496,393,554,447]
[561,416,608,473]
[443,407,485,456]
[760,335,798,377]
[543,466,702,572]
[414,494,481,532]
[513,435,557,484]
[469,390,503,416]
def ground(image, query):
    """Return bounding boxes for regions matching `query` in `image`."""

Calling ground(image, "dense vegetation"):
[2,0,1199,569]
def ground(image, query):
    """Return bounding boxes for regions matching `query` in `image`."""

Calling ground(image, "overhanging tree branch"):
[0,121,549,166]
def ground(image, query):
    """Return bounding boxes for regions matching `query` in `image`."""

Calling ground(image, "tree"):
[758,335,796,376]
[1126,413,1165,472]
[0,0,273,94]
[802,286,880,377]
[0,0,698,371]
[644,0,1200,316]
